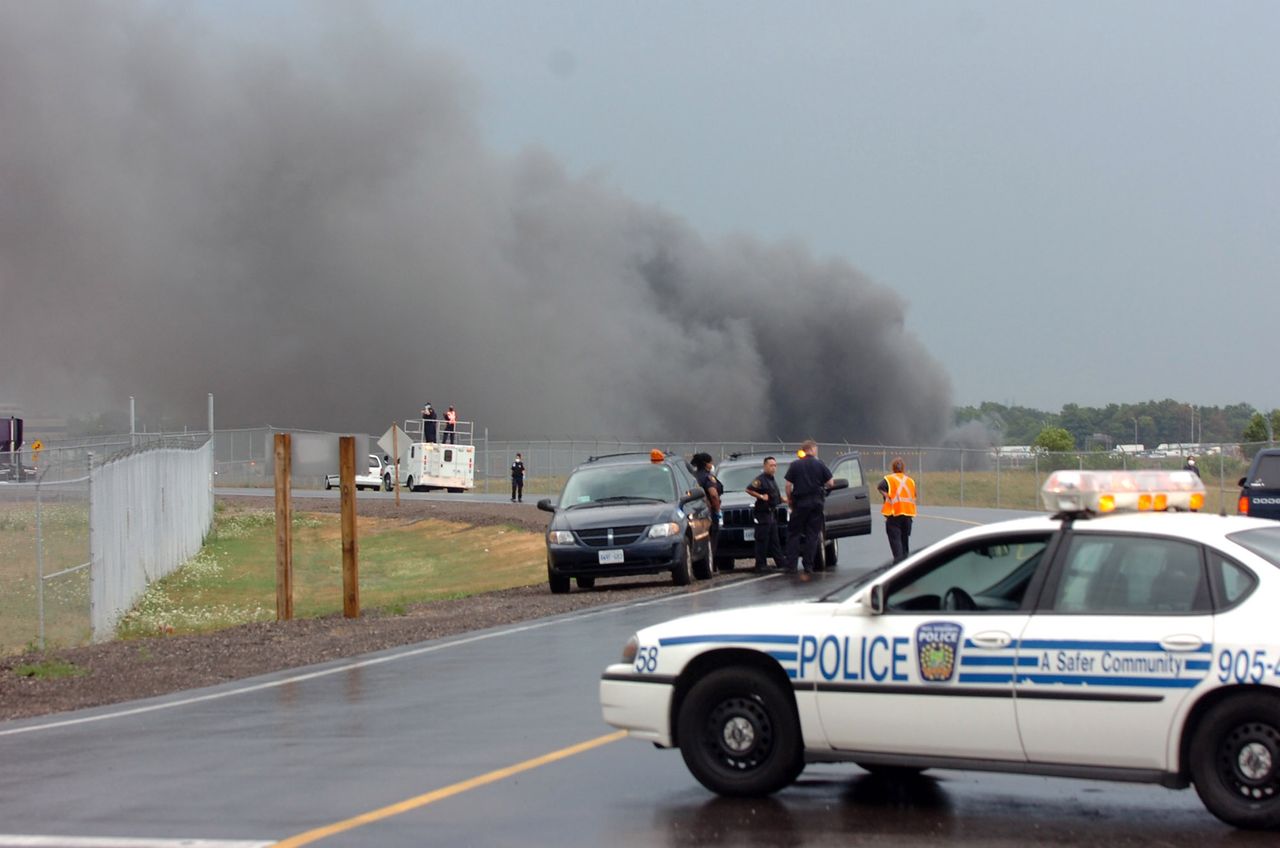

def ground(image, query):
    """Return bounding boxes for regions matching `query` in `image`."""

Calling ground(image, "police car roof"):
[944,510,1275,546]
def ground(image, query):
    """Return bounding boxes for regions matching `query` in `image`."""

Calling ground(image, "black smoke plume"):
[0,4,952,442]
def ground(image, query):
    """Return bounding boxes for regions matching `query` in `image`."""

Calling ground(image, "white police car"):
[599,470,1280,829]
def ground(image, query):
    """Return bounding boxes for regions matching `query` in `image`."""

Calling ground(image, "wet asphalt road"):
[1,507,1275,847]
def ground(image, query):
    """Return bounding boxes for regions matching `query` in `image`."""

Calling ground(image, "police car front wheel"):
[1190,693,1280,830]
[677,667,803,797]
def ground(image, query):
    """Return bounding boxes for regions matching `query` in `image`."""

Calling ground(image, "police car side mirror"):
[536,498,556,513]
[680,487,706,505]
[1238,476,1247,488]
[868,584,885,615]
[830,479,849,491]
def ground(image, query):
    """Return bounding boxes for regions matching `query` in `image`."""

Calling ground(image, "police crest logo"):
[915,621,963,682]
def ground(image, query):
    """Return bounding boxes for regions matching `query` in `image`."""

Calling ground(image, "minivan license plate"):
[742,528,755,541]
[598,549,624,564]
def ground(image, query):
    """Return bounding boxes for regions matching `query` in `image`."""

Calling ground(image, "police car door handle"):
[970,631,1012,650]
[1159,635,1205,652]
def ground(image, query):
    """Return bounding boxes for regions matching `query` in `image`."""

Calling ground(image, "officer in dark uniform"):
[784,439,834,573]
[511,452,526,502]
[691,452,723,567]
[745,455,785,571]
[421,403,437,443]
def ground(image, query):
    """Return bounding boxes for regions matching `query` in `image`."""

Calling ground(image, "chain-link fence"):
[1,436,213,653]
[472,439,1260,517]
[206,429,1265,517]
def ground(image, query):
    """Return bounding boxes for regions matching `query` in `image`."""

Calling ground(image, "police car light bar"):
[1040,469,1206,515]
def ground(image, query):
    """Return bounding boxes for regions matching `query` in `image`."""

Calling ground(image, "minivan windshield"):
[560,463,676,507]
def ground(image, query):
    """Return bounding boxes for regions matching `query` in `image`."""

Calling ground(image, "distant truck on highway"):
[386,417,476,493]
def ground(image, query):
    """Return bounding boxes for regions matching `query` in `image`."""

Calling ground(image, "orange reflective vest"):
[881,473,917,517]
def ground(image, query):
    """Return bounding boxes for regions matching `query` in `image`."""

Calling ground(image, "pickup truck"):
[325,454,388,492]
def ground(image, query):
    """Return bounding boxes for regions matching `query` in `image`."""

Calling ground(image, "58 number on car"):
[635,646,660,673]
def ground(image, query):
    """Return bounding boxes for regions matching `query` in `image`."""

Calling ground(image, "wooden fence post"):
[340,435,360,619]
[274,432,293,621]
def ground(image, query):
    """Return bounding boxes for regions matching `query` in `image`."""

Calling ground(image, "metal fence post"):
[36,480,45,650]
[995,451,1001,510]
[959,448,965,507]
[86,451,95,638]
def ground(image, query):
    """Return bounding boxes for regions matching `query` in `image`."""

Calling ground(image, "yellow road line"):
[917,512,983,526]
[272,730,627,846]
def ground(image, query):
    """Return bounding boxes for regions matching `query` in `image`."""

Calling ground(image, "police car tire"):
[575,576,595,589]
[672,541,693,586]
[824,539,838,568]
[548,572,570,594]
[1189,693,1280,829]
[677,667,803,797]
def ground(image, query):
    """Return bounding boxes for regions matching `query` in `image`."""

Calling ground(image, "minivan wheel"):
[824,538,838,568]
[672,540,693,586]
[693,540,714,581]
[1190,693,1280,829]
[549,571,570,594]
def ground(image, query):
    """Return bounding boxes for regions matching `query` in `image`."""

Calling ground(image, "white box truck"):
[386,417,475,493]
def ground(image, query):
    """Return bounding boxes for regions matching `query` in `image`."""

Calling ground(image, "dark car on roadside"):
[537,452,714,593]
[713,451,871,571]
[1238,448,1280,521]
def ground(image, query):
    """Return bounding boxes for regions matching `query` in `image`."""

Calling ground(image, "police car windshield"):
[717,461,790,491]
[818,562,896,602]
[1226,527,1280,569]
[560,464,676,507]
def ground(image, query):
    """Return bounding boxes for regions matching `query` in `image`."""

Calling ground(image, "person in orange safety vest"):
[877,456,917,563]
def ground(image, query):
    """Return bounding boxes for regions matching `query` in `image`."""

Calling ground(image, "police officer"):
[1184,456,1201,478]
[784,440,834,573]
[877,456,917,563]
[421,402,437,443]
[691,452,723,566]
[746,455,785,571]
[511,452,526,502]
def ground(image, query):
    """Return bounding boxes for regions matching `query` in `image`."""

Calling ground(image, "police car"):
[599,470,1280,829]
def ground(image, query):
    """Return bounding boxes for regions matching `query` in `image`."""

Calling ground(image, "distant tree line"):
[954,400,1279,450]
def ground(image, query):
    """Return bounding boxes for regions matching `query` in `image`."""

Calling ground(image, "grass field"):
[1,503,546,653]
[0,502,93,655]
[113,505,547,639]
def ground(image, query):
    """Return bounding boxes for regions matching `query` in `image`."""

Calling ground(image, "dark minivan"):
[538,452,714,593]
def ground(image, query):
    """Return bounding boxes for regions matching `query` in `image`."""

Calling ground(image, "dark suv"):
[714,451,871,571]
[537,453,714,593]
[1238,448,1280,521]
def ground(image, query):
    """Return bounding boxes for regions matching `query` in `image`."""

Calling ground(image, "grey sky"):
[392,1,1279,410]
[1,2,1275,443]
